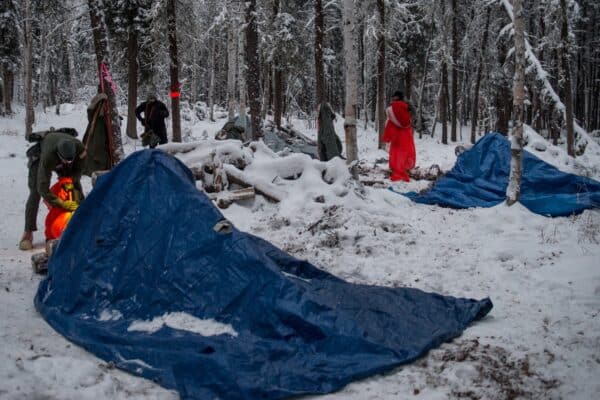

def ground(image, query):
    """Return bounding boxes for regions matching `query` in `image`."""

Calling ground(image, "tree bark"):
[450,0,458,142]
[440,63,449,144]
[88,0,124,163]
[376,0,386,150]
[343,0,358,164]
[2,70,13,115]
[506,0,525,205]
[245,0,262,140]
[24,0,34,138]
[471,6,490,144]
[126,8,138,139]
[314,0,326,107]
[208,38,216,122]
[560,0,575,156]
[167,0,181,142]
[227,16,237,121]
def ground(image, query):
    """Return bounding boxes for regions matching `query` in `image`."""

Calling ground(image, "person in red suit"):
[382,91,416,182]
[44,176,81,242]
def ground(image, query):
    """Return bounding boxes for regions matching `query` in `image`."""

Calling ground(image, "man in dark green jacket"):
[19,131,84,250]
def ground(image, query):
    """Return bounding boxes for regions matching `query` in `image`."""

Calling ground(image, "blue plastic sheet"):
[402,133,600,217]
[35,150,492,399]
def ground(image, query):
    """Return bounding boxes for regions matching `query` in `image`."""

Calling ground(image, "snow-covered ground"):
[0,104,599,399]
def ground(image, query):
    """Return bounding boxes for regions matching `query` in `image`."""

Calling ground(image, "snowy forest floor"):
[1,103,599,400]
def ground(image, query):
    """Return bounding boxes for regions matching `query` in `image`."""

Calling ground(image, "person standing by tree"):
[135,94,170,148]
[382,91,416,182]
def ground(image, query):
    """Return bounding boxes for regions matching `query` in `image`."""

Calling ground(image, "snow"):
[0,104,599,399]
[127,312,238,337]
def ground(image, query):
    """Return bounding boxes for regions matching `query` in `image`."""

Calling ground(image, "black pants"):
[25,159,41,232]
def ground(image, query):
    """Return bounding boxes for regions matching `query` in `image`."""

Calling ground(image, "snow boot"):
[19,238,33,251]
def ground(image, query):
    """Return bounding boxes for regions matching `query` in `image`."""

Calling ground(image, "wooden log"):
[223,164,285,203]
[216,187,256,209]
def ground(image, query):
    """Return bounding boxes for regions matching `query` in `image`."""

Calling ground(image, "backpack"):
[26,127,79,167]
[27,127,78,143]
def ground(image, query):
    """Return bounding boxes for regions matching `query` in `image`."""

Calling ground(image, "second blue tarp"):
[402,133,600,217]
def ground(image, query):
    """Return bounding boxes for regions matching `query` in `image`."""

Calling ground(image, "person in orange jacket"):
[44,176,82,242]
[382,91,416,182]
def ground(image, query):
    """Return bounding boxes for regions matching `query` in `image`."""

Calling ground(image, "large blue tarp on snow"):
[35,150,492,399]
[403,133,600,216]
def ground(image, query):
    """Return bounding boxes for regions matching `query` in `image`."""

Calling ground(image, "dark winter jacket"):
[135,100,170,144]
[36,132,85,207]
[317,102,342,161]
[82,93,111,176]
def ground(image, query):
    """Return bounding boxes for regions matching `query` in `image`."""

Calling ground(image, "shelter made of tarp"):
[401,133,600,217]
[35,150,492,399]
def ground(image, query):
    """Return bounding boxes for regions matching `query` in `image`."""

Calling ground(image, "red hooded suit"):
[44,177,77,240]
[382,100,416,182]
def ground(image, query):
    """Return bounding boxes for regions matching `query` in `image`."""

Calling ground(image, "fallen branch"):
[223,164,286,203]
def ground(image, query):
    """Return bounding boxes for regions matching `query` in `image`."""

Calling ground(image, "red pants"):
[389,132,416,182]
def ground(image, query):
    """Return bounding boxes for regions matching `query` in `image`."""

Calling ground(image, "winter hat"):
[57,140,77,162]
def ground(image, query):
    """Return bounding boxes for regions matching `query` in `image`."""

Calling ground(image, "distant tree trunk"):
[208,38,216,122]
[471,6,490,144]
[507,0,525,206]
[227,20,237,121]
[376,0,386,150]
[238,27,247,136]
[450,0,458,142]
[88,0,123,162]
[245,0,262,139]
[560,0,575,156]
[343,0,358,164]
[166,0,181,142]
[24,0,34,138]
[126,10,138,139]
[3,70,13,115]
[314,0,326,107]
[440,63,449,144]
[417,8,435,139]
[362,21,368,129]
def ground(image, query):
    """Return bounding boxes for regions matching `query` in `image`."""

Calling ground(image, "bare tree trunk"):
[440,63,449,144]
[208,38,216,122]
[24,0,34,138]
[450,0,458,142]
[506,0,525,206]
[166,0,181,142]
[376,0,386,150]
[245,0,262,140]
[126,10,138,139]
[362,21,368,130]
[560,0,575,156]
[3,70,13,115]
[417,8,435,139]
[227,18,237,121]
[314,0,326,109]
[343,0,358,164]
[471,6,490,144]
[88,0,123,163]
[238,27,247,136]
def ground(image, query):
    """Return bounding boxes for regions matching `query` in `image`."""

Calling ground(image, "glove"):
[60,200,79,211]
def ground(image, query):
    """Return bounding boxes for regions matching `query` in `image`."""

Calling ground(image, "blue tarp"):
[35,150,492,399]
[402,133,600,217]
